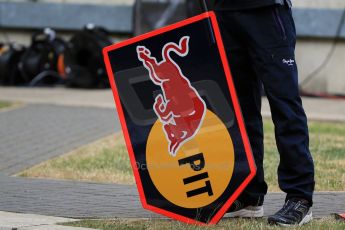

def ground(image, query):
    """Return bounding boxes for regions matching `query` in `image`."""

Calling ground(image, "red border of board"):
[103,11,256,225]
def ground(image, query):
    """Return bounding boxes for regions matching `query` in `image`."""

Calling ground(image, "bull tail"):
[163,36,190,62]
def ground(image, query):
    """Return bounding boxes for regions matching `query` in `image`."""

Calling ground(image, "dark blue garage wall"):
[0,2,133,33]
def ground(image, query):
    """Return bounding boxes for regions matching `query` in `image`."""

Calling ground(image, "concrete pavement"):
[0,104,119,175]
[0,211,94,230]
[0,87,114,109]
[1,87,345,121]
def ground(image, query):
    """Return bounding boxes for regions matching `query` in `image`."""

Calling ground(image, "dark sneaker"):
[223,200,264,218]
[268,198,312,226]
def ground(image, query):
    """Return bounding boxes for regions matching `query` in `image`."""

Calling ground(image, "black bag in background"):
[62,24,112,88]
[0,43,26,86]
[18,28,67,86]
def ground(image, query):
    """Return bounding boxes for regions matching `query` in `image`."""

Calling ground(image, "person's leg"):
[216,10,268,207]
[235,4,314,225]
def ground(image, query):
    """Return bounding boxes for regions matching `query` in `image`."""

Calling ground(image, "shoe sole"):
[275,211,313,227]
[224,206,264,218]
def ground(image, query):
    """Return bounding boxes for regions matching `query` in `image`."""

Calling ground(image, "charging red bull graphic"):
[137,36,206,156]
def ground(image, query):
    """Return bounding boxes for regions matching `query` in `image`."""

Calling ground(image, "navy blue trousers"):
[216,5,315,205]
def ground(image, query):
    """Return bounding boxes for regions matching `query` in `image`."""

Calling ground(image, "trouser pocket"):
[272,6,287,40]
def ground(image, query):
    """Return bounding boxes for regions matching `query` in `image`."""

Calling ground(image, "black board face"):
[104,12,256,225]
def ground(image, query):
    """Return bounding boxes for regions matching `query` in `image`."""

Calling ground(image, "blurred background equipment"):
[133,0,214,35]
[0,25,113,88]
[62,24,112,88]
[0,43,26,86]
[19,28,67,86]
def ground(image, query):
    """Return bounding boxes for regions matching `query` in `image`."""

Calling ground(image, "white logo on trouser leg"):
[282,59,295,66]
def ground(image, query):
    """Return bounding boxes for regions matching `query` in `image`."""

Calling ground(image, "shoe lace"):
[276,200,307,222]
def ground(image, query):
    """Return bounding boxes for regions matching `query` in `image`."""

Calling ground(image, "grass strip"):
[63,217,345,230]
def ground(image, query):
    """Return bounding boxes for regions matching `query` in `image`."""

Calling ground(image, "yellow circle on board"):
[146,110,235,209]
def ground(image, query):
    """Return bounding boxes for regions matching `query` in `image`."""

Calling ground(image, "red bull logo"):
[137,36,206,156]
[137,36,234,209]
